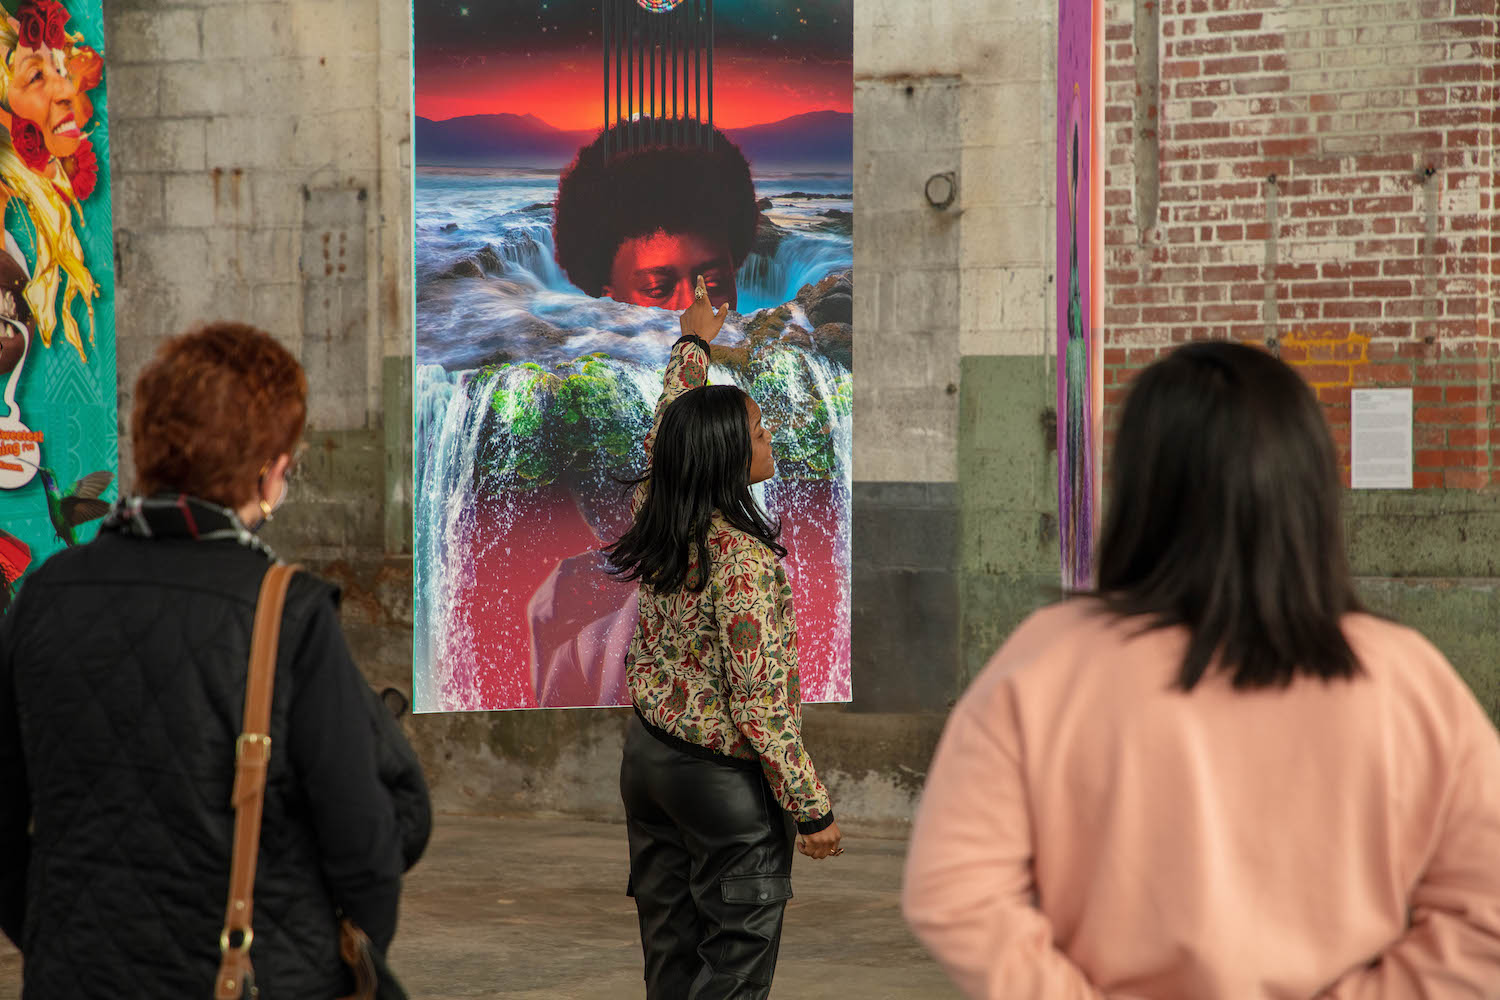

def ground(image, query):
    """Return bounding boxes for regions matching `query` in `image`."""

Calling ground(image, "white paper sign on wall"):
[1351,388,1413,490]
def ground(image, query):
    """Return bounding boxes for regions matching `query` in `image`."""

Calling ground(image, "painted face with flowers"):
[2,1,101,199]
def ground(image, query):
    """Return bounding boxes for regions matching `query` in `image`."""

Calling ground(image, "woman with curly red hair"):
[0,323,431,998]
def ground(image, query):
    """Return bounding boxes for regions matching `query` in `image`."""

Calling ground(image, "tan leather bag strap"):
[214,563,301,1000]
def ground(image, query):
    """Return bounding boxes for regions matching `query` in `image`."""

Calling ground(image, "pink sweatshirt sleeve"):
[902,670,1108,1000]
[1316,688,1500,998]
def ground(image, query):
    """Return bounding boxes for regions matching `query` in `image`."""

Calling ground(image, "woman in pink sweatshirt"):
[903,341,1500,998]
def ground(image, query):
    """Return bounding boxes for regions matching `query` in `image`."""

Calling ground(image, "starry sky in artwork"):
[415,0,852,129]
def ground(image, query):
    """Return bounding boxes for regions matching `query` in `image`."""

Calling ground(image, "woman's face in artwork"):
[604,230,738,312]
[7,41,82,158]
[746,396,774,485]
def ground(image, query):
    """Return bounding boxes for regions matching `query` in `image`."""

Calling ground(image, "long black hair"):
[1095,341,1364,691]
[606,384,784,593]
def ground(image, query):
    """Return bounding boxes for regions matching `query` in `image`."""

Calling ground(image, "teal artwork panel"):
[0,0,117,605]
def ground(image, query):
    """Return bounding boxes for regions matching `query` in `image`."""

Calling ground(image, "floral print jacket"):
[627,336,835,834]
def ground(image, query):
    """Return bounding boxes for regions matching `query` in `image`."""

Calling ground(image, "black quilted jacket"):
[0,530,431,999]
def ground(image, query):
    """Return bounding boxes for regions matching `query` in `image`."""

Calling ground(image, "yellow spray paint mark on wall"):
[1264,330,1371,388]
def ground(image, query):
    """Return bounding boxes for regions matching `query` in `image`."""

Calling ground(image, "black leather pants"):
[622,714,796,1000]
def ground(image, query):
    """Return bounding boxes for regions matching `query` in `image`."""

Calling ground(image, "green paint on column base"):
[1358,577,1500,727]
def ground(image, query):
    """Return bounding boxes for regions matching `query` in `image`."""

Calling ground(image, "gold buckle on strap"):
[236,733,271,763]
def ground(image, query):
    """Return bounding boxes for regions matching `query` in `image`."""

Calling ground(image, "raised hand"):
[679,274,730,343]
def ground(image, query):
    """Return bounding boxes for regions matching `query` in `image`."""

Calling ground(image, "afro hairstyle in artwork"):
[552,119,758,307]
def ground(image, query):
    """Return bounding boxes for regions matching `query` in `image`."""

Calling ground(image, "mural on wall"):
[0,0,115,610]
[1057,0,1103,590]
[413,0,854,712]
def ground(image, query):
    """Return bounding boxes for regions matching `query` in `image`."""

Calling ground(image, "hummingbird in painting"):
[37,468,113,547]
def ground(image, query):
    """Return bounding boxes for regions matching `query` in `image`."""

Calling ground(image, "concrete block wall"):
[109,0,413,555]
[854,0,1064,694]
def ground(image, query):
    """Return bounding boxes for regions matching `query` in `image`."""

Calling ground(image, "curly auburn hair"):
[131,322,307,508]
[553,120,758,297]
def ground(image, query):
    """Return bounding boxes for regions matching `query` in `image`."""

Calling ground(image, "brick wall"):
[1103,0,1498,488]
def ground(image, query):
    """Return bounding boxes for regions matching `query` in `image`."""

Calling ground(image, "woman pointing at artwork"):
[608,277,841,999]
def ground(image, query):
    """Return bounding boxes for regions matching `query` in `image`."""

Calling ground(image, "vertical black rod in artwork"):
[616,0,624,132]
[648,9,656,142]
[666,9,673,144]
[680,6,688,143]
[675,7,681,143]
[655,11,663,144]
[707,0,714,150]
[633,6,639,147]
[626,5,634,150]
[630,6,637,149]
[618,0,624,140]
[694,0,702,146]
[603,0,610,159]
[681,8,690,144]
[642,7,648,146]
[654,9,660,141]
[658,11,667,142]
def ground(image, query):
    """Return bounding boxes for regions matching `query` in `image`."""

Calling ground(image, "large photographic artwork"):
[414,1,854,711]
[0,0,115,609]
[1057,0,1102,590]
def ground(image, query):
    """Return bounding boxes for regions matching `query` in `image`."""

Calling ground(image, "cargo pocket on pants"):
[712,874,794,987]
[719,874,793,906]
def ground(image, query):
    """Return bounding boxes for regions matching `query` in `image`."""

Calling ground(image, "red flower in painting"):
[64,138,96,200]
[725,613,761,655]
[11,119,49,173]
[17,1,69,51]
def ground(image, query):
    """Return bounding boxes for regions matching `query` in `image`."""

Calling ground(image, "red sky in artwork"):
[416,49,851,130]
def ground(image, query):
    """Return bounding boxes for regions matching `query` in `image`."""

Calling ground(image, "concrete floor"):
[0,815,959,999]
